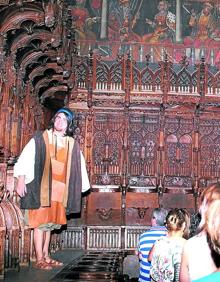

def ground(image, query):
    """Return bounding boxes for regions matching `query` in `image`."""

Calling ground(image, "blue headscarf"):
[56,108,75,122]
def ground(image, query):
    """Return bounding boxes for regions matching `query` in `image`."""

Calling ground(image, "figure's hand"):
[16,176,27,197]
[93,16,101,22]
[191,9,196,17]
[138,252,143,261]
[146,18,153,25]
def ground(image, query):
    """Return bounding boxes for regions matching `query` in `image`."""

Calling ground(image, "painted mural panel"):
[67,0,220,64]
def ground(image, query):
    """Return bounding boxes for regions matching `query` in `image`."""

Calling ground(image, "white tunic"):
[14,129,90,193]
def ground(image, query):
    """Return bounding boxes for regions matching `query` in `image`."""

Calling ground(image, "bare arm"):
[16,175,27,197]
[174,263,181,282]
[135,249,142,261]
[179,244,190,282]
[148,243,155,262]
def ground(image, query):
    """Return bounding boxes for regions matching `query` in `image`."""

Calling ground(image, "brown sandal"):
[44,257,63,267]
[34,260,53,270]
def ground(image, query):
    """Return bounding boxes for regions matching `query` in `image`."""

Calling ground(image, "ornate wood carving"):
[91,112,124,188]
[0,184,6,279]
[0,180,32,277]
[0,191,20,270]
[2,0,220,255]
[86,193,121,226]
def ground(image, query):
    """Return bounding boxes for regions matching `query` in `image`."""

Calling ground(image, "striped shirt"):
[138,226,167,282]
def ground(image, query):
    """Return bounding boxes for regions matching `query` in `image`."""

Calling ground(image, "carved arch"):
[0,11,44,33]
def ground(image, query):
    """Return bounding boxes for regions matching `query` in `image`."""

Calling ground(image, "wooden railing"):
[74,52,220,102]
[60,225,148,251]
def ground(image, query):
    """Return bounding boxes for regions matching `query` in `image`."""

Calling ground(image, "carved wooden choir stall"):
[1,0,220,279]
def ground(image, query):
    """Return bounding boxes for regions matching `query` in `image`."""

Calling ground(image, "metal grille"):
[125,226,148,250]
[87,226,121,250]
[62,227,85,249]
[0,1,9,4]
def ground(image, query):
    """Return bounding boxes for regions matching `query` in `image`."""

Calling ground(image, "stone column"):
[100,0,108,39]
[175,0,182,43]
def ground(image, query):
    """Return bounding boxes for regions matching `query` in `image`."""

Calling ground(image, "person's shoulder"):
[139,228,154,238]
[185,235,197,244]
[181,237,187,243]
[153,236,168,248]
[189,231,205,241]
[178,237,187,247]
[156,235,167,242]
[33,130,44,138]
[141,227,164,234]
[139,226,166,238]
[184,231,205,251]
[150,226,167,234]
[139,229,150,237]
[194,272,220,282]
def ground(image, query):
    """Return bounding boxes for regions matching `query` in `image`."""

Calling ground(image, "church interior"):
[1,0,220,280]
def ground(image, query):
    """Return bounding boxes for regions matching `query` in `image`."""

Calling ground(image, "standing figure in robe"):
[14,108,90,270]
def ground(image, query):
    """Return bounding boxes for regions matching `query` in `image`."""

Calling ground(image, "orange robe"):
[28,139,68,229]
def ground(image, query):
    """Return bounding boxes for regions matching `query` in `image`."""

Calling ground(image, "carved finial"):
[96,208,113,220]
[179,55,189,67]
[145,53,150,66]
[133,207,149,219]
[0,181,4,201]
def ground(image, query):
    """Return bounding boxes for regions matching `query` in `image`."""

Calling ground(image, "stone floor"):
[4,250,139,282]
[4,249,84,282]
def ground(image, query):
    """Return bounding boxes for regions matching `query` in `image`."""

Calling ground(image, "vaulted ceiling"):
[0,0,76,112]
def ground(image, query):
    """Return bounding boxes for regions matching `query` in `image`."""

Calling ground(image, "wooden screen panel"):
[86,192,122,225]
[163,116,194,192]
[199,118,220,186]
[125,192,158,226]
[160,193,195,213]
[128,114,160,191]
[91,112,124,187]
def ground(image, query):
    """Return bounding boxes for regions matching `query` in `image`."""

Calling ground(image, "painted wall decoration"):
[68,0,220,64]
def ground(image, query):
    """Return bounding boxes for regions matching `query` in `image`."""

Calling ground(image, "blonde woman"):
[192,200,220,282]
[149,208,190,282]
[180,184,220,282]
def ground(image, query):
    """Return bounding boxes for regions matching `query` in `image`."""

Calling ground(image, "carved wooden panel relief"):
[160,193,195,212]
[91,112,124,188]
[199,117,220,187]
[125,193,158,226]
[3,0,220,255]
[95,58,123,90]
[128,114,160,191]
[86,192,121,226]
[163,116,194,192]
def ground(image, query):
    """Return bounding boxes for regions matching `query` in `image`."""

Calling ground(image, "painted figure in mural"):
[184,2,216,61]
[186,2,215,45]
[71,0,101,54]
[142,0,175,43]
[108,0,142,42]
[14,108,90,270]
[209,3,220,65]
[213,3,220,38]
